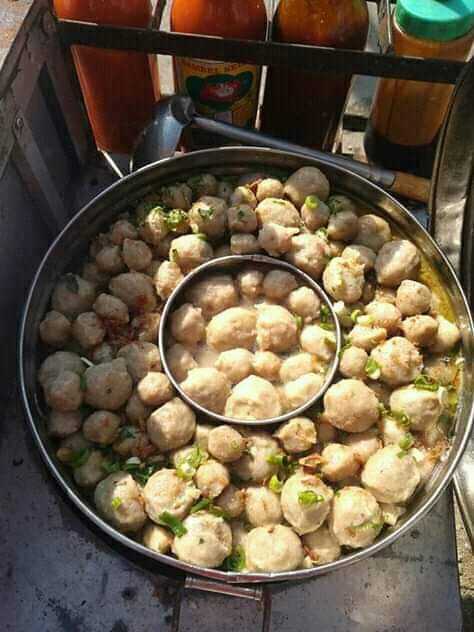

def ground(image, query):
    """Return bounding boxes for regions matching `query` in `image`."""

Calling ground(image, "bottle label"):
[174,58,260,127]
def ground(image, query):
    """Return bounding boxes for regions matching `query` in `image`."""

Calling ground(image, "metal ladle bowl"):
[158,254,342,425]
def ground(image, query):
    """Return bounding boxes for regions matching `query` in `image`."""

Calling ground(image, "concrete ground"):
[456,500,474,631]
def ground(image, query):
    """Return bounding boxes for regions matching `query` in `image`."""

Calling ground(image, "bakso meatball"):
[137,372,173,407]
[389,386,442,431]
[428,316,461,353]
[245,487,282,527]
[189,196,227,238]
[161,182,193,210]
[133,312,160,344]
[323,379,379,433]
[73,450,107,488]
[181,368,231,414]
[283,373,325,410]
[230,185,257,209]
[323,256,365,304]
[215,349,254,384]
[424,355,458,386]
[256,197,301,228]
[402,315,439,346]
[154,261,183,301]
[188,275,239,321]
[110,219,138,245]
[253,350,282,382]
[208,425,245,463]
[84,358,132,410]
[194,423,213,451]
[370,337,423,387]
[274,417,317,453]
[122,238,152,272]
[147,397,196,451]
[170,234,213,273]
[256,178,284,201]
[258,223,299,256]
[301,195,330,231]
[320,443,360,482]
[354,214,391,252]
[348,324,387,352]
[302,526,341,565]
[300,325,336,362]
[81,261,110,289]
[166,343,197,382]
[38,351,85,388]
[396,280,432,316]
[361,445,421,503]
[283,166,330,206]
[330,486,383,548]
[170,303,205,346]
[143,469,200,523]
[47,410,82,438]
[117,342,161,382]
[230,233,260,255]
[236,268,264,299]
[39,311,72,347]
[342,245,376,272]
[245,524,304,573]
[172,512,232,569]
[137,205,169,245]
[263,270,298,301]
[286,287,321,321]
[52,274,96,318]
[256,305,298,353]
[95,245,125,275]
[231,431,280,482]
[342,429,381,465]
[109,272,157,313]
[93,293,129,324]
[281,472,334,535]
[45,371,83,412]
[94,472,146,533]
[375,240,420,288]
[72,312,105,349]
[195,460,230,499]
[83,410,121,445]
[142,523,173,554]
[327,209,359,243]
[56,432,91,464]
[286,233,331,279]
[280,353,316,382]
[225,375,282,420]
[188,173,218,198]
[339,345,368,380]
[365,301,402,335]
[207,307,256,351]
[215,485,245,518]
[379,415,407,447]
[227,204,258,233]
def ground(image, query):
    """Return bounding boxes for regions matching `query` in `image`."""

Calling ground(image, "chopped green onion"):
[159,511,187,537]
[111,497,122,510]
[294,314,304,331]
[224,546,246,572]
[399,433,415,452]
[189,498,229,520]
[414,374,439,392]
[267,453,288,467]
[338,341,352,358]
[102,459,121,474]
[120,425,139,440]
[165,209,188,231]
[305,195,320,209]
[327,196,345,215]
[378,402,389,417]
[320,305,331,323]
[298,490,324,506]
[268,474,284,494]
[315,228,328,240]
[351,519,383,531]
[133,463,159,486]
[176,445,207,480]
[365,358,381,380]
[391,409,411,429]
[190,498,211,514]
[350,309,362,323]
[198,207,215,220]
[69,448,91,469]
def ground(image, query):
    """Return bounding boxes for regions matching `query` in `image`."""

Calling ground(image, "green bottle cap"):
[396,0,474,42]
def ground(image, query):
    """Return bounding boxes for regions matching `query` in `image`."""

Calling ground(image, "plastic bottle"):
[365,0,474,177]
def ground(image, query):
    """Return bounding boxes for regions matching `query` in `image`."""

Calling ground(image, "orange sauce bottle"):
[262,0,369,150]
[53,0,160,154]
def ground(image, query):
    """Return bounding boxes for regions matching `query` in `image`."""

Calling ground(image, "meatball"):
[236,268,264,299]
[39,311,71,347]
[122,238,152,272]
[361,445,421,503]
[154,261,183,300]
[258,223,299,256]
[396,280,432,316]
[323,256,365,304]
[286,233,330,279]
[195,460,230,498]
[274,417,317,453]
[230,233,260,255]
[45,371,83,412]
[245,524,304,572]
[93,293,129,324]
[281,472,333,535]
[227,204,258,233]
[348,324,387,352]
[339,346,368,380]
[206,307,256,351]
[189,196,227,238]
[283,166,330,206]
[252,351,281,382]
[256,304,298,353]
[137,372,173,407]
[428,316,461,353]
[375,240,420,288]
[94,472,146,533]
[180,368,231,414]
[389,386,442,431]
[110,219,138,245]
[142,523,173,554]
[327,209,359,242]
[161,182,193,210]
[402,315,439,346]
[342,245,376,272]
[256,177,284,201]
[215,485,245,518]
[208,425,245,463]
[283,373,325,410]
[301,195,330,231]
[424,355,458,386]
[73,450,107,488]
[186,274,238,319]
[52,274,96,318]
[225,375,281,421]
[47,410,82,438]
[125,389,151,425]
[302,526,341,565]
[83,410,121,444]
[354,214,391,252]
[323,379,379,432]
[170,234,213,273]
[231,431,279,483]
[95,245,125,275]
[38,351,85,388]
[370,337,423,387]
[172,512,232,569]
[83,358,132,410]
[72,312,105,349]
[137,205,169,245]
[379,415,407,447]
[256,197,301,228]
[230,185,257,208]
[285,287,321,322]
[170,303,205,346]
[300,325,336,362]
[117,342,161,383]
[330,486,383,548]
[280,353,316,382]
[215,348,254,384]
[342,429,381,465]
[132,312,161,343]
[109,272,157,313]
[245,487,282,527]
[166,343,197,382]
[262,270,298,301]
[188,173,218,198]
[194,424,213,451]
[321,443,359,482]
[147,398,196,451]
[365,302,402,335]
[143,469,200,523]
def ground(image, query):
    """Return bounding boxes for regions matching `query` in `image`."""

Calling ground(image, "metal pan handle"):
[184,576,264,602]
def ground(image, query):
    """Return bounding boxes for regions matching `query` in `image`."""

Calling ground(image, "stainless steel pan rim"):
[158,253,342,426]
[19,146,474,584]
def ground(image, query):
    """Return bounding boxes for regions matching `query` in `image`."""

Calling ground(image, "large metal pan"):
[19,146,474,584]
